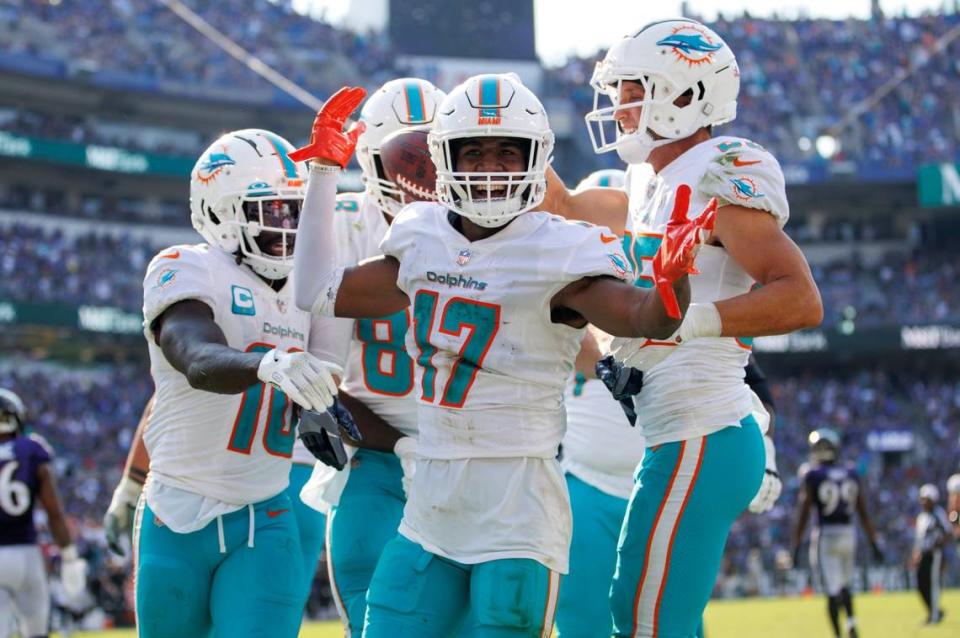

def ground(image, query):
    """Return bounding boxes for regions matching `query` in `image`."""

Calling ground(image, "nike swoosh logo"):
[161,250,181,259]
[732,157,761,167]
[600,234,618,243]
[266,508,289,518]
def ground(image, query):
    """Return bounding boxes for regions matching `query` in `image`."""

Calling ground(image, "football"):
[379,128,438,202]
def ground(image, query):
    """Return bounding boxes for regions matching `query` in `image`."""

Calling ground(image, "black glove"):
[595,355,644,426]
[297,398,360,470]
[791,546,801,568]
[870,541,884,563]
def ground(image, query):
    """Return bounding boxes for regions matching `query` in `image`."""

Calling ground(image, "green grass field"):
[53,589,960,638]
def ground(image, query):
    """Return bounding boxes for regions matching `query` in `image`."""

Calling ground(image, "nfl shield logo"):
[456,249,472,266]
[276,298,287,314]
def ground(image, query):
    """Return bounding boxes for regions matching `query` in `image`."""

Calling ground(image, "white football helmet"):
[575,168,627,192]
[190,129,306,280]
[429,73,554,228]
[0,388,26,434]
[356,78,446,217]
[585,18,740,164]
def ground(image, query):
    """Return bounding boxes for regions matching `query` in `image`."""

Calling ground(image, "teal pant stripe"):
[555,473,628,638]
[287,463,327,602]
[135,491,305,638]
[611,418,765,638]
[363,535,559,638]
[329,449,405,636]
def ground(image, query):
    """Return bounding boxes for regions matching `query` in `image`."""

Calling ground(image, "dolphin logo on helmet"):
[656,26,724,66]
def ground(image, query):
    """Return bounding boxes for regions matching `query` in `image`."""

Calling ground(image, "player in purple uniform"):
[0,388,87,638]
[790,428,883,638]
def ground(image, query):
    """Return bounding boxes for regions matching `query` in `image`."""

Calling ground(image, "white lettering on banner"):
[900,325,960,350]
[78,306,142,334]
[940,164,960,206]
[0,303,15,323]
[754,331,828,353]
[0,132,31,157]
[85,145,149,173]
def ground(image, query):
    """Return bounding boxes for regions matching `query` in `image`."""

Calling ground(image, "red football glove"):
[288,86,367,168]
[652,185,718,319]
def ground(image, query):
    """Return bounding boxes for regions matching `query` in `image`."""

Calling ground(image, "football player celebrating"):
[538,18,822,637]
[133,129,346,638]
[0,389,87,638]
[291,74,708,637]
[295,77,447,637]
[790,429,883,638]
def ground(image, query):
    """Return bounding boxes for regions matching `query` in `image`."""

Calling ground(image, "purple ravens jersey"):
[0,435,52,545]
[804,463,859,527]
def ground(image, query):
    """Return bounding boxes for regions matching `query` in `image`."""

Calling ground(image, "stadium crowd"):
[2,222,958,330]
[1,2,958,171]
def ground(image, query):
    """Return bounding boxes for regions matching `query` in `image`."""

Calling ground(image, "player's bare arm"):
[539,166,629,234]
[154,300,265,394]
[37,460,88,593]
[155,299,338,412]
[36,463,73,548]
[789,482,812,563]
[554,274,688,339]
[710,205,823,336]
[103,397,152,555]
[855,485,884,560]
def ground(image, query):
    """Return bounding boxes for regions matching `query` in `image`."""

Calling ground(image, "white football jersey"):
[624,136,789,446]
[142,244,346,531]
[562,376,645,500]
[381,202,631,572]
[335,192,419,437]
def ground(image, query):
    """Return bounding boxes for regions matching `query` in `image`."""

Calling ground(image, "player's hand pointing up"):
[288,86,367,167]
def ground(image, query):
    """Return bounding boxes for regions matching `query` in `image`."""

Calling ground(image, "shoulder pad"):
[697,137,789,227]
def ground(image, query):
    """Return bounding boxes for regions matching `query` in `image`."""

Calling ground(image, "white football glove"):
[749,435,782,513]
[393,436,418,499]
[103,477,143,556]
[60,545,88,598]
[257,349,340,412]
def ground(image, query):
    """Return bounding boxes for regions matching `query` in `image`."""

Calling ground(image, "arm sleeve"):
[697,142,789,227]
[307,315,353,369]
[142,246,217,342]
[293,167,343,314]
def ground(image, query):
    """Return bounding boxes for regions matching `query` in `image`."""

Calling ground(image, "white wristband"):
[679,303,722,341]
[309,163,341,175]
[61,545,79,561]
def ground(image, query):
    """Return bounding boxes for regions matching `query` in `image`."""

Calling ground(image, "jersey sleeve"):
[558,220,633,283]
[307,315,353,369]
[378,203,428,297]
[142,245,218,342]
[28,434,53,464]
[697,139,789,227]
